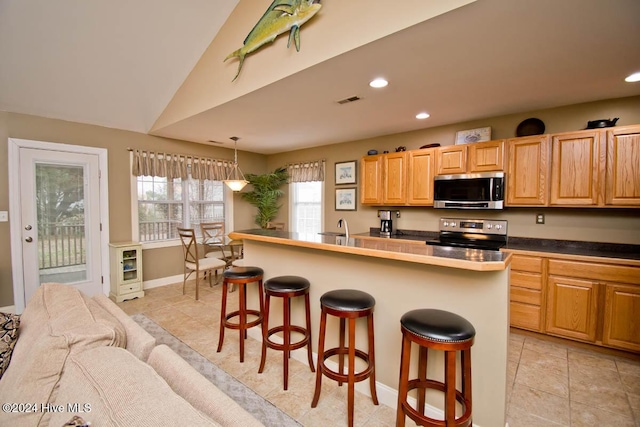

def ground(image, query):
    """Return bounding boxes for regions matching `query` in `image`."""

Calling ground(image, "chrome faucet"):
[337,218,349,240]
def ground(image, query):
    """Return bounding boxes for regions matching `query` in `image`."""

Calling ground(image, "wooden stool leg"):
[347,317,356,427]
[338,317,346,386]
[239,282,246,362]
[417,345,428,415]
[217,280,229,352]
[195,270,200,301]
[258,293,270,374]
[304,293,315,372]
[283,294,291,390]
[396,333,411,427]
[311,310,327,408]
[445,350,456,425]
[462,348,472,421]
[367,313,379,405]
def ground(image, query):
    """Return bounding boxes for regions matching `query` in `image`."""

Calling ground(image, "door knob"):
[25,237,33,242]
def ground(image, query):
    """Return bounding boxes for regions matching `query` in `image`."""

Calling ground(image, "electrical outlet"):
[0,211,8,222]
[536,213,545,224]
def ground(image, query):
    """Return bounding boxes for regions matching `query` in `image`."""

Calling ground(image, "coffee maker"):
[378,210,399,237]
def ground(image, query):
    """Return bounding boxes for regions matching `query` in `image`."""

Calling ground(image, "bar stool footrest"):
[403,378,472,427]
[223,309,263,330]
[264,325,311,351]
[320,347,374,384]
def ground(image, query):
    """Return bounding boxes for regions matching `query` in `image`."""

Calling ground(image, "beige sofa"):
[0,283,263,427]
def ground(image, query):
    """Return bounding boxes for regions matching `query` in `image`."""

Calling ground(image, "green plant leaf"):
[240,167,289,228]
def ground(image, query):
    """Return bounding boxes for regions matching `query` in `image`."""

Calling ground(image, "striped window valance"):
[131,149,233,181]
[287,159,325,183]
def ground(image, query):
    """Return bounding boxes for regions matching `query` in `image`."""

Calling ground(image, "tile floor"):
[117,281,640,427]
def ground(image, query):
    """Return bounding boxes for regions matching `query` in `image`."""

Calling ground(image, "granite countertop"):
[365,229,640,263]
[230,229,510,271]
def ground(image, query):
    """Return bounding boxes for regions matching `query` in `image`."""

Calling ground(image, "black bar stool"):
[396,308,475,427]
[258,275,315,390]
[311,289,378,427]
[217,266,264,363]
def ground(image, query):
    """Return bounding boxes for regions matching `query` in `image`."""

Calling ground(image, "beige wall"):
[2,95,639,307]
[0,112,268,306]
[268,95,640,244]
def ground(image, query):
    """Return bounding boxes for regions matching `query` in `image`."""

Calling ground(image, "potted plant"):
[241,167,289,228]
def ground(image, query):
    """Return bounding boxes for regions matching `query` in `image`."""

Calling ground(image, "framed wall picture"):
[455,127,491,145]
[335,160,357,185]
[335,188,357,211]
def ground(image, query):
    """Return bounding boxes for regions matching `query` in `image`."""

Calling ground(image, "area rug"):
[131,313,301,427]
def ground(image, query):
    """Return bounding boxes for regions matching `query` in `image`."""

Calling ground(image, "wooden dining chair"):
[177,228,226,300]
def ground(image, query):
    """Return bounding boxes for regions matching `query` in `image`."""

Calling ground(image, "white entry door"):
[18,147,103,301]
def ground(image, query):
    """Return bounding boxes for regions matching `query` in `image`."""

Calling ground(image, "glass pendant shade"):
[223,137,248,191]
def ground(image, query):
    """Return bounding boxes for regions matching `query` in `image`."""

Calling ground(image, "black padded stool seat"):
[312,289,378,427]
[223,266,264,279]
[396,309,476,427]
[320,289,375,312]
[217,265,264,363]
[264,275,310,293]
[401,309,476,343]
[259,276,314,390]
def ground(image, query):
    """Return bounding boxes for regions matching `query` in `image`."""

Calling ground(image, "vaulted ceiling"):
[2,0,639,154]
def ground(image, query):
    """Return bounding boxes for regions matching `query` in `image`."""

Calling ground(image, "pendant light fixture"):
[223,136,249,191]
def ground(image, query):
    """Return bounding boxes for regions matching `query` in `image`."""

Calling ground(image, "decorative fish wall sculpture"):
[224,0,322,81]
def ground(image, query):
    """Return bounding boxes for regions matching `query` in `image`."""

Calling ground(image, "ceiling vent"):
[337,95,361,105]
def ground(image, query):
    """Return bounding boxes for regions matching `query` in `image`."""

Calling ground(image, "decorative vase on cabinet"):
[109,242,144,302]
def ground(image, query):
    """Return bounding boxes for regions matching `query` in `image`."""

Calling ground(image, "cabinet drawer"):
[510,302,542,331]
[549,260,640,285]
[511,255,543,273]
[120,282,142,294]
[511,271,542,290]
[511,287,541,305]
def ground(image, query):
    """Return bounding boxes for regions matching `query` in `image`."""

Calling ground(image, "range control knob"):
[495,224,502,230]
[450,221,457,227]
[443,221,449,227]
[486,224,493,229]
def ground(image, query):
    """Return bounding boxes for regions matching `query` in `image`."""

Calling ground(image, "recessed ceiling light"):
[416,112,430,119]
[625,72,640,82]
[369,78,388,88]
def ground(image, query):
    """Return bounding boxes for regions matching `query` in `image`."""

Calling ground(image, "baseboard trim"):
[0,305,16,314]
[143,274,184,290]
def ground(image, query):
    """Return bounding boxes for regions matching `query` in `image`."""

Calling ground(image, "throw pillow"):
[0,312,20,379]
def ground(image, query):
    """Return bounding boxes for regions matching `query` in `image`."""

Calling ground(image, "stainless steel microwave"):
[433,172,504,209]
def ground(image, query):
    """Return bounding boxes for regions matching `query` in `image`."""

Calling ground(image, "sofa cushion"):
[49,346,221,427]
[147,344,264,427]
[93,293,156,361]
[0,283,126,427]
[0,312,20,379]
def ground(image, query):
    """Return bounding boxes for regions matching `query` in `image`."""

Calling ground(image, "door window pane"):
[36,163,87,283]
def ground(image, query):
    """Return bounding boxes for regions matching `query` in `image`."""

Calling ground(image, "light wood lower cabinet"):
[546,275,599,342]
[603,284,640,352]
[509,254,545,332]
[508,254,640,353]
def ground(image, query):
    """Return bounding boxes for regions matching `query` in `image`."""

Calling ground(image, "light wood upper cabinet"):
[468,140,505,172]
[436,140,505,175]
[360,155,382,205]
[436,145,466,175]
[605,125,640,206]
[383,152,407,205]
[407,148,435,205]
[550,130,603,206]
[506,135,550,206]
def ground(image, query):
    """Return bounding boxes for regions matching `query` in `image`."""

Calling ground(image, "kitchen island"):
[229,229,512,427]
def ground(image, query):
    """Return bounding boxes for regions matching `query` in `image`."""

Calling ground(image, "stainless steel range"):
[425,218,508,251]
